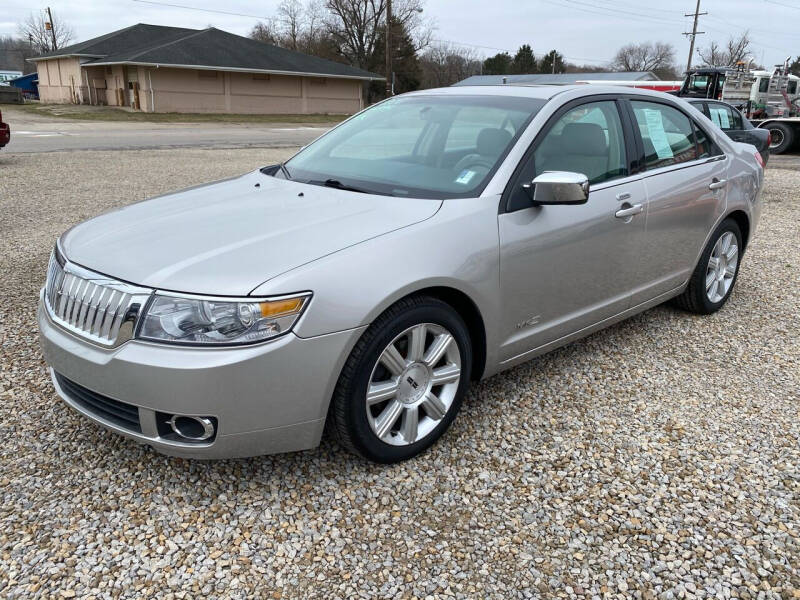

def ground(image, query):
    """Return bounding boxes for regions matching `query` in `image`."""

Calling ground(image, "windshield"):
[283,95,546,199]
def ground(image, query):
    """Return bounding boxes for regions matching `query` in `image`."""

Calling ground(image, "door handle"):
[615,203,643,219]
[708,178,727,190]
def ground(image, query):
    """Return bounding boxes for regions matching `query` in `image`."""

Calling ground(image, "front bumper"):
[38,295,365,458]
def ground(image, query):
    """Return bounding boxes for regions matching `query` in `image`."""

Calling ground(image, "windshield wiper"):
[279,162,292,180]
[308,178,372,194]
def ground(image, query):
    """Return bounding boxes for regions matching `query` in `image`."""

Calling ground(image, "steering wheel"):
[453,154,494,174]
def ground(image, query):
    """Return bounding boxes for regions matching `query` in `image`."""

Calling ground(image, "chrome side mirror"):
[524,171,590,205]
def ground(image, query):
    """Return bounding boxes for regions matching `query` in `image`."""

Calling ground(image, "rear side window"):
[708,103,743,130]
[631,101,700,169]
[788,80,797,95]
[693,122,722,159]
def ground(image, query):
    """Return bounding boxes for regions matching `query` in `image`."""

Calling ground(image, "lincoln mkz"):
[39,85,763,462]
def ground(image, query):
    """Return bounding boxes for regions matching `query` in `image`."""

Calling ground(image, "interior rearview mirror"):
[524,171,590,205]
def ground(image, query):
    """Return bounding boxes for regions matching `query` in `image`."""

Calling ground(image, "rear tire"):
[767,123,794,154]
[330,295,472,463]
[672,218,742,315]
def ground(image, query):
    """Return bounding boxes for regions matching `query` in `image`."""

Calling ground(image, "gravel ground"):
[0,148,798,599]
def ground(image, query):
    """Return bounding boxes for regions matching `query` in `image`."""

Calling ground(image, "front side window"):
[758,77,770,93]
[285,95,545,199]
[506,101,627,211]
[532,101,627,185]
[788,80,797,95]
[630,101,700,169]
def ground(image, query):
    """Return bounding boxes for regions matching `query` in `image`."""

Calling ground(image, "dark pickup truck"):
[0,109,10,149]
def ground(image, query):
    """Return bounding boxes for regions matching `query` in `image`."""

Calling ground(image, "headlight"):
[137,292,311,346]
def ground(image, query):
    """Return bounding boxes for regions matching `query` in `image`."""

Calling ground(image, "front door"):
[498,99,647,363]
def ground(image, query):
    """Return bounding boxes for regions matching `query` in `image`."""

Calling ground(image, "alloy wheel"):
[366,323,462,446]
[705,231,738,303]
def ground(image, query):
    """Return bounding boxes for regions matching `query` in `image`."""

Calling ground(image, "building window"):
[252,73,270,81]
[198,70,218,79]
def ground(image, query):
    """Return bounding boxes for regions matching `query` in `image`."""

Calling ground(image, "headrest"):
[476,128,513,157]
[561,122,607,156]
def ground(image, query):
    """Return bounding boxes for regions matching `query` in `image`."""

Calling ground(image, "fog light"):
[168,415,215,441]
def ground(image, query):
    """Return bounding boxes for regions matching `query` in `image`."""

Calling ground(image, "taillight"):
[766,131,771,147]
[754,150,764,168]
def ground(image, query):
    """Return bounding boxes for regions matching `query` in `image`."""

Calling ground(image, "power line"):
[545,0,685,26]
[430,39,512,53]
[131,0,270,20]
[764,0,800,10]
[573,0,680,14]
[431,38,612,65]
[561,0,684,23]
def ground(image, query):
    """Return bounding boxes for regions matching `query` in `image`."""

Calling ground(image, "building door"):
[126,68,139,109]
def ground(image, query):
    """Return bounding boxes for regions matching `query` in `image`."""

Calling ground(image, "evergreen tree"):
[483,52,512,75]
[511,44,536,74]
[372,17,422,97]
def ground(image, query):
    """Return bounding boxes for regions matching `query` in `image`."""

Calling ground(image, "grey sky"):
[2,0,797,73]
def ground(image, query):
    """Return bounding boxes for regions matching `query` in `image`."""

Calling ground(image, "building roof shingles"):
[31,23,382,81]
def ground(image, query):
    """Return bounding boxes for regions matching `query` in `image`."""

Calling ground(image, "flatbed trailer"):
[749,118,800,154]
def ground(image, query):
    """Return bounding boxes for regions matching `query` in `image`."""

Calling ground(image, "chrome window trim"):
[637,154,728,181]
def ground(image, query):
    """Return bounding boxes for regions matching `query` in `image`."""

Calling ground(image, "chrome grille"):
[44,248,152,347]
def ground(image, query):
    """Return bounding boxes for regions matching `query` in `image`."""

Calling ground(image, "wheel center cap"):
[397,363,430,404]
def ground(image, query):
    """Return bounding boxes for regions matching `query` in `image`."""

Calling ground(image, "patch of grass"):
[17,103,349,125]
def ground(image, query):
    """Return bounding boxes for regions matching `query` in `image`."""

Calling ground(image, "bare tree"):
[249,20,280,45]
[0,35,38,72]
[250,0,343,57]
[277,0,305,50]
[419,42,482,88]
[18,10,74,54]
[612,41,676,73]
[324,0,428,70]
[698,32,752,67]
[305,0,326,50]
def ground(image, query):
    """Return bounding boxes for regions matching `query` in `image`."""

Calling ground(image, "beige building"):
[30,24,382,114]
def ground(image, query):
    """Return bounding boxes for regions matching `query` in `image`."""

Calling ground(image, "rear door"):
[625,99,728,305]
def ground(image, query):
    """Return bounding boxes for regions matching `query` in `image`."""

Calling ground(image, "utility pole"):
[385,0,392,97]
[46,7,58,51]
[683,0,706,73]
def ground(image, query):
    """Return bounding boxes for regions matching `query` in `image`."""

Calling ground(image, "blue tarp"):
[8,73,38,98]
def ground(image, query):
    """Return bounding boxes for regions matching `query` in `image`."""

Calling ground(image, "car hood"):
[61,170,442,295]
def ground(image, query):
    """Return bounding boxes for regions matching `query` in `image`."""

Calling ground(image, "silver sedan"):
[38,85,764,463]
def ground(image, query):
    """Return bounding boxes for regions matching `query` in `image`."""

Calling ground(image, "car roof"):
[686,97,734,106]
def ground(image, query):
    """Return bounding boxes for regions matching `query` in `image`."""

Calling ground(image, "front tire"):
[673,218,742,314]
[330,295,472,463]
